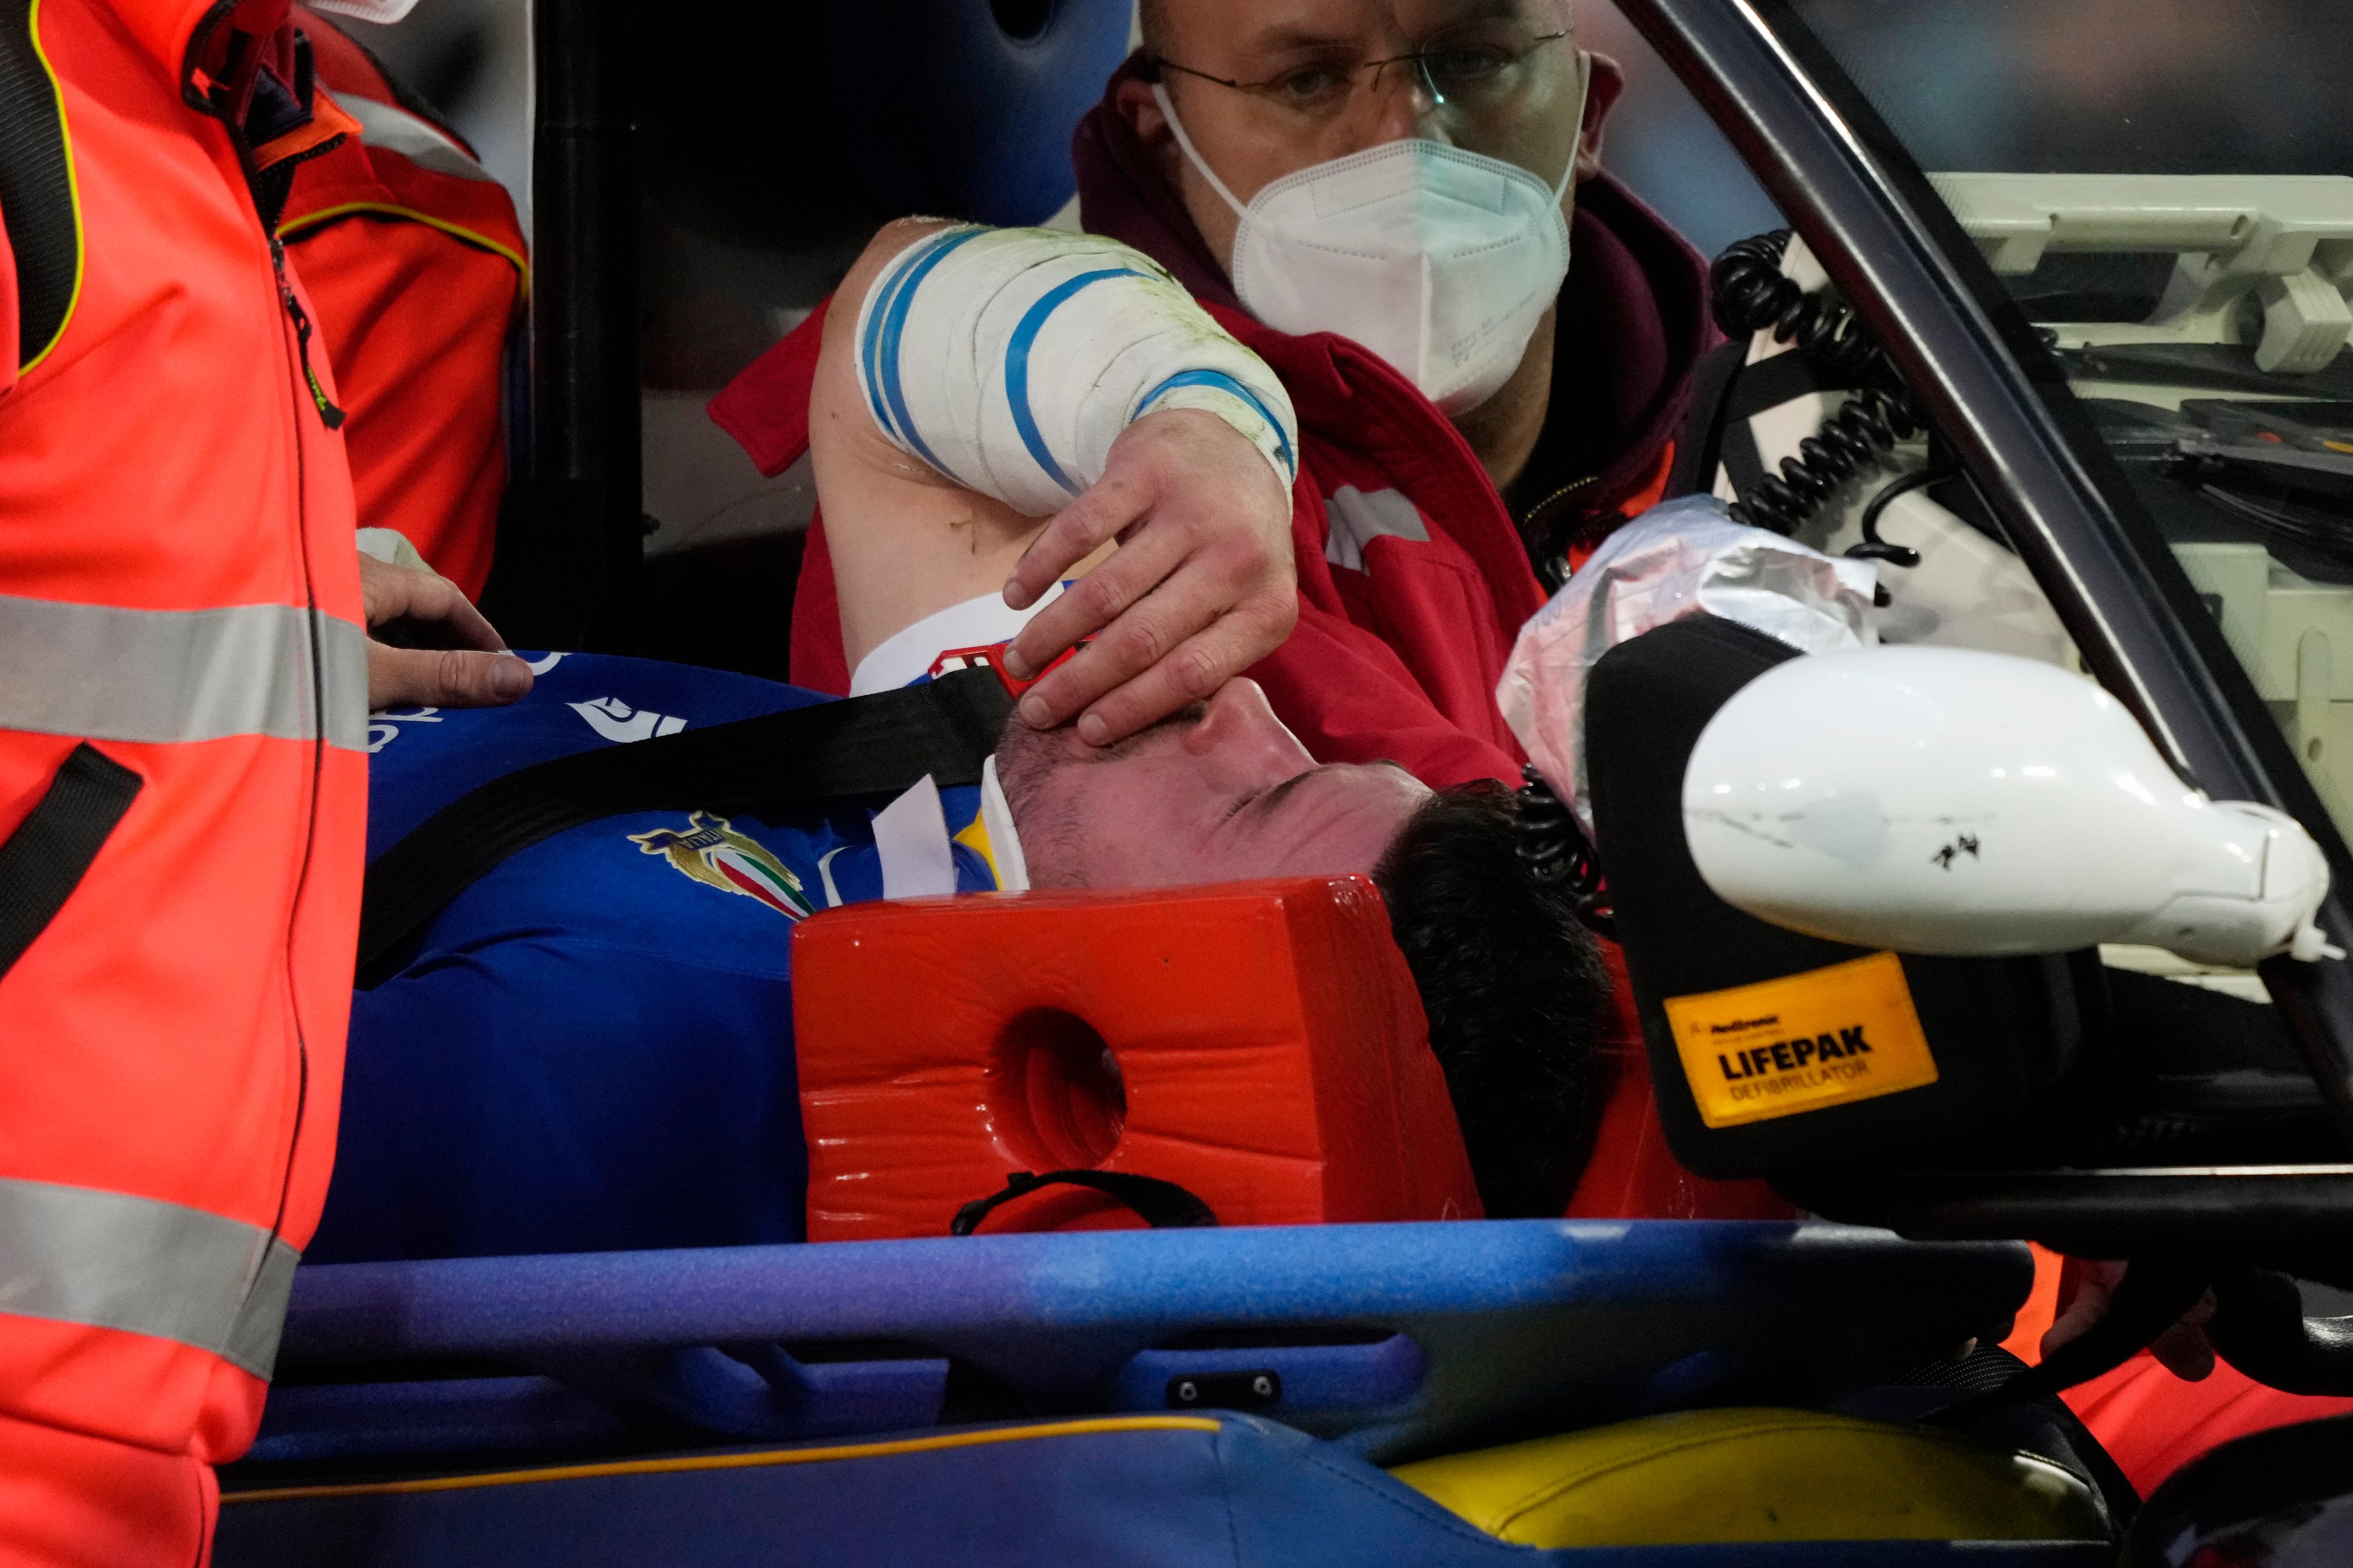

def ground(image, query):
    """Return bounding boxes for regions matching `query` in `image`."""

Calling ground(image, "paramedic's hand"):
[361,552,535,710]
[1001,408,1296,745]
[2043,1258,2219,1380]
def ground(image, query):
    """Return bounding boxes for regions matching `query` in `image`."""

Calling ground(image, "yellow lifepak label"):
[1664,952,1937,1129]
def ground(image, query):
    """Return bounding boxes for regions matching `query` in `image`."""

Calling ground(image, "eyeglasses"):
[1154,23,1568,121]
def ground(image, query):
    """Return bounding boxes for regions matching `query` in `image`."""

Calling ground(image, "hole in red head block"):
[793,878,1483,1239]
[995,1009,1126,1170]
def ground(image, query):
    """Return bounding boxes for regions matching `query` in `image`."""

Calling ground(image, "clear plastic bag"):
[1496,494,1878,837]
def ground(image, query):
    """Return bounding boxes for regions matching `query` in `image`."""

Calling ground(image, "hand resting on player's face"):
[998,405,1297,747]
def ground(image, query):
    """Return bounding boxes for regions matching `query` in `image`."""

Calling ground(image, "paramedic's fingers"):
[1002,410,1293,729]
[1003,408,1290,623]
[359,550,508,654]
[1007,506,1296,740]
[2042,1261,2219,1383]
[369,643,535,711]
[1065,592,1298,747]
[1001,469,1149,618]
[1019,552,1298,742]
[359,554,533,709]
[2040,1259,2124,1362]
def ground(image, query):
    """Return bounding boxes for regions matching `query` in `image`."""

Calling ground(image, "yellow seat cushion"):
[1388,1408,2105,1547]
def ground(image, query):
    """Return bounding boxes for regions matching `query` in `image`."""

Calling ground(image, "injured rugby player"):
[318,222,1607,1267]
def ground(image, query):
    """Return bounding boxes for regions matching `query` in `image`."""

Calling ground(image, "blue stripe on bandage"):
[1006,267,1145,499]
[859,261,911,441]
[1137,368,1297,480]
[861,231,953,442]
[868,227,985,482]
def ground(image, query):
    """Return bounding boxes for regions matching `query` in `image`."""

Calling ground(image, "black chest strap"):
[357,668,1015,985]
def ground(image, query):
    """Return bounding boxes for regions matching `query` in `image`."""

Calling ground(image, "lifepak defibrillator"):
[1578,612,2115,1179]
[1512,523,2336,1191]
[1502,232,2346,1190]
[1499,227,2353,1408]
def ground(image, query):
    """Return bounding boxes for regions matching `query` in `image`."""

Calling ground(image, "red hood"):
[139,0,357,176]
[1070,50,1720,524]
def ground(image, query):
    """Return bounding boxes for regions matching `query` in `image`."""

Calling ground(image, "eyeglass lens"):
[1228,19,1567,119]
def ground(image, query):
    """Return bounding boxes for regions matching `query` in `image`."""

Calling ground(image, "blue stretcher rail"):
[255,1221,2032,1467]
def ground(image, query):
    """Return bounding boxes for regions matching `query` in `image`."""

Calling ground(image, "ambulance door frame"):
[1613,0,2353,1143]
[484,0,643,652]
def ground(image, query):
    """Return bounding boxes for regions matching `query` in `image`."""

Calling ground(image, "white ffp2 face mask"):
[1154,60,1584,415]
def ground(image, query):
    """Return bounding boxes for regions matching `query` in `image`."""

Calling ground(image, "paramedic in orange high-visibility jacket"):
[0,1,526,1561]
[281,6,528,600]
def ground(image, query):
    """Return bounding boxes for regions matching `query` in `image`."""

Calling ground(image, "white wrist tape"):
[854,225,1299,517]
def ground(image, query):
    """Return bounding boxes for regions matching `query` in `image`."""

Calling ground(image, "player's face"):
[997,678,1431,888]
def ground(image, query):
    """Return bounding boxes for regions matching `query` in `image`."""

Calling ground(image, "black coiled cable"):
[1710,230,1887,382]
[1516,766,1614,939]
[1710,230,1927,544]
[1737,387,1924,546]
[1514,237,1946,918]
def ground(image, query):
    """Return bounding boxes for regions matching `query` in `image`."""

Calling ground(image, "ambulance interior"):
[1616,0,2353,1229]
[217,0,2353,1558]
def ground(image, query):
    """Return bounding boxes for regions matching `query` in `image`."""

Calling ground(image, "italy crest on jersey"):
[629,811,814,920]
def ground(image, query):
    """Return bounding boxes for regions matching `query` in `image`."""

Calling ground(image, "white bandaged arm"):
[853,225,1299,517]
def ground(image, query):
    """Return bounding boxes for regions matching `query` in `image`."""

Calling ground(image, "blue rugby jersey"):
[313,652,1009,1263]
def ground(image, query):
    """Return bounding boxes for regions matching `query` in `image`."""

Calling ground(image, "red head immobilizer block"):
[792,876,1484,1240]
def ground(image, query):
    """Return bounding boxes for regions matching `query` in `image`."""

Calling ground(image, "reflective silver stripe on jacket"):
[0,594,369,752]
[331,91,497,185]
[0,1177,301,1379]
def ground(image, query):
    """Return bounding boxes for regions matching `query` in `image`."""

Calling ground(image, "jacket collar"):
[160,0,352,163]
[104,0,245,91]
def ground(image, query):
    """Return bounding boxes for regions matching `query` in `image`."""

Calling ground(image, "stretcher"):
[273,742,2125,1563]
[243,1221,2027,1465]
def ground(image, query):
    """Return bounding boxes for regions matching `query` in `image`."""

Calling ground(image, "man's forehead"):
[1162,0,1567,59]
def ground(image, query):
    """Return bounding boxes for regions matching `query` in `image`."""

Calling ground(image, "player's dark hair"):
[1374,779,1613,1218]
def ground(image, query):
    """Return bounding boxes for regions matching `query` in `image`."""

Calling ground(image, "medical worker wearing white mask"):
[1091,0,1722,554]
[1152,8,1589,425]
[1053,0,1720,790]
[737,0,1713,792]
